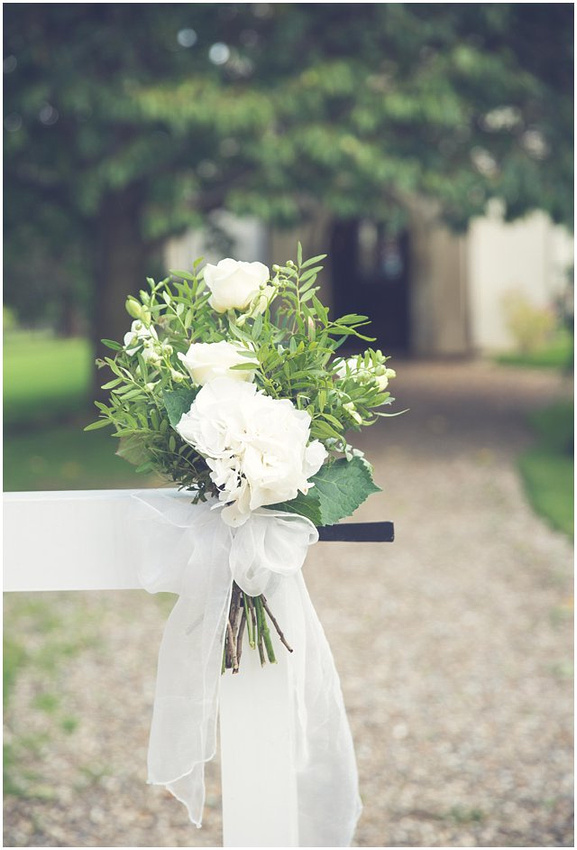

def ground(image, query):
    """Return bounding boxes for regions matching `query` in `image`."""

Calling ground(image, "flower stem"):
[236,609,246,671]
[261,595,293,653]
[255,595,276,664]
[257,623,266,666]
[227,620,239,673]
[243,592,256,649]
[222,584,288,673]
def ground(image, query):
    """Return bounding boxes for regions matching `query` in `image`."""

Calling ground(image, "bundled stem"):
[223,582,293,673]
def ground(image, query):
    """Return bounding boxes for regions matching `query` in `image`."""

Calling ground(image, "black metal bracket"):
[317,522,394,543]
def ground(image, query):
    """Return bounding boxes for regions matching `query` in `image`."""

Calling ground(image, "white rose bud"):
[203,258,270,313]
[178,340,256,386]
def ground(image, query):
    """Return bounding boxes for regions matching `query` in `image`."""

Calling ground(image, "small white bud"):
[126,298,143,320]
[344,401,363,425]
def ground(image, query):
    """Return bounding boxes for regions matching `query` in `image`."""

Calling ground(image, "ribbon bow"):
[132,489,362,846]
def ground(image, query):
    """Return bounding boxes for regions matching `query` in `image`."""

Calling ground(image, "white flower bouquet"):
[87,246,397,671]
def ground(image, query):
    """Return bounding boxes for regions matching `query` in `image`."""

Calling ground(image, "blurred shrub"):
[502,289,557,354]
[3,305,19,334]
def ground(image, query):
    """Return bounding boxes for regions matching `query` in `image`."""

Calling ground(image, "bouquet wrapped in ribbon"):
[86,247,397,842]
[88,247,396,670]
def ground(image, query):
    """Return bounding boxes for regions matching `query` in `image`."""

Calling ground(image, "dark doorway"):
[330,219,411,354]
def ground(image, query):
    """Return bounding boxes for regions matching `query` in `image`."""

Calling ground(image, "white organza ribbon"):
[132,489,362,846]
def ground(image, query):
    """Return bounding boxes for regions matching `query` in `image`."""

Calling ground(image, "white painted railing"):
[4,490,299,847]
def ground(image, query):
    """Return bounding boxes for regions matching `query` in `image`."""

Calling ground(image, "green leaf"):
[121,388,146,401]
[115,434,151,466]
[321,412,345,430]
[170,269,195,281]
[163,386,198,427]
[101,338,122,351]
[312,294,328,322]
[301,266,324,282]
[300,253,327,269]
[135,462,155,474]
[83,419,112,431]
[229,362,258,370]
[312,456,381,525]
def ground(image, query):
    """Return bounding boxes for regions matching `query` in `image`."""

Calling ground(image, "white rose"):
[178,340,256,386]
[176,378,327,526]
[123,320,158,355]
[203,258,270,313]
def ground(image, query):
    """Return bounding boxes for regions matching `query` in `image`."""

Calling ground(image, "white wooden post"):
[3,490,299,847]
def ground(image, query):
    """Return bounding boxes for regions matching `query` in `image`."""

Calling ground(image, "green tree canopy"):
[5,3,573,353]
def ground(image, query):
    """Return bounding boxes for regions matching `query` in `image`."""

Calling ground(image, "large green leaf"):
[272,456,380,526]
[163,387,198,428]
[313,456,381,525]
[115,433,150,467]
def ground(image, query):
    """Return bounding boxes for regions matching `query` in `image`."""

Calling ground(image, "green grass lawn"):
[4,333,92,429]
[494,328,573,371]
[4,425,160,491]
[519,400,574,538]
[4,332,158,491]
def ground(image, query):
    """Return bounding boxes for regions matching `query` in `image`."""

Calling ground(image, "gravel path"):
[4,360,573,847]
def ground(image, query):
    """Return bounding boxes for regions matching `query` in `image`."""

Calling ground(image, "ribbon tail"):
[269,574,363,847]
[142,525,233,826]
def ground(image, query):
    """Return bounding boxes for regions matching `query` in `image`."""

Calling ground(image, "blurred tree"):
[4,3,573,385]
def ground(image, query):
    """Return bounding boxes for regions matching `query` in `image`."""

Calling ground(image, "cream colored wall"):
[467,203,573,352]
[408,200,573,356]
